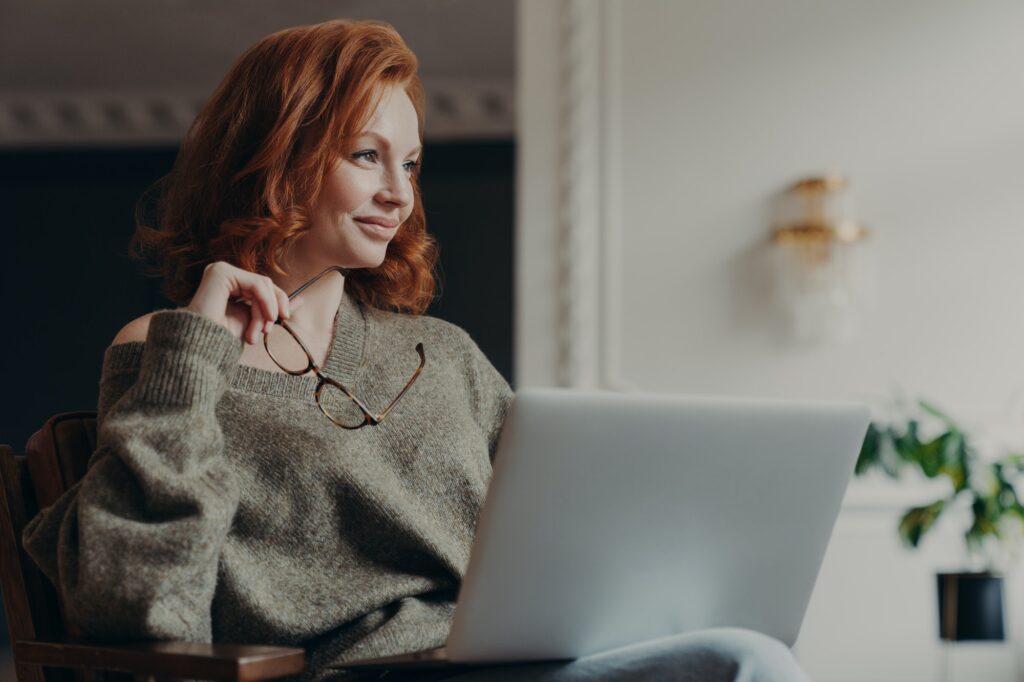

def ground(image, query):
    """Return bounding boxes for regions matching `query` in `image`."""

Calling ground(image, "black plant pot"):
[936,572,1005,642]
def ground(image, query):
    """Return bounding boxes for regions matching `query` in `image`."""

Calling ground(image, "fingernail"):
[264,320,273,333]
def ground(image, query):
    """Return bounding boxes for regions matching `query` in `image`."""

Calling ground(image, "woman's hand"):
[184,262,293,345]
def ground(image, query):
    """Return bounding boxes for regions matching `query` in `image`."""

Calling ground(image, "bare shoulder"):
[110,312,161,347]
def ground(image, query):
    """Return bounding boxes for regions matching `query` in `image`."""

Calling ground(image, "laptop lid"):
[446,388,870,663]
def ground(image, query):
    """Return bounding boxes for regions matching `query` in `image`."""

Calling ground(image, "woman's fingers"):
[254,277,278,333]
[274,285,292,322]
[246,299,264,345]
[235,275,278,340]
[185,261,299,344]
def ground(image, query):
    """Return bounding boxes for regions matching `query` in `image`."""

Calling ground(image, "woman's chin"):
[346,248,389,270]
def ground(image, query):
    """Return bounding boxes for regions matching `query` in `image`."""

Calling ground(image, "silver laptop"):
[335,387,870,670]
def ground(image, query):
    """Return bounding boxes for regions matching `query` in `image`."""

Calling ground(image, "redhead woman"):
[22,20,812,682]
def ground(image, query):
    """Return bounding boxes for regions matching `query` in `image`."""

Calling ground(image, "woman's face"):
[297,85,421,274]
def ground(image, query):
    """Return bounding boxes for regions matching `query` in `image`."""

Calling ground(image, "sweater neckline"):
[231,290,368,399]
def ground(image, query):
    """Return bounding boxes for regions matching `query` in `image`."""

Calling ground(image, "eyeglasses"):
[263,265,426,429]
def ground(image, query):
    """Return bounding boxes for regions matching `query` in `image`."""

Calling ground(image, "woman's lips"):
[354,218,398,240]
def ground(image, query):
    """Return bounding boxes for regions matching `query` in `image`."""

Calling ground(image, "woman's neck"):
[272,268,347,335]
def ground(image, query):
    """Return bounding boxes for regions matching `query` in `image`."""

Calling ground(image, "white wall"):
[518,1,1024,679]
[520,0,1024,412]
[613,1,1024,414]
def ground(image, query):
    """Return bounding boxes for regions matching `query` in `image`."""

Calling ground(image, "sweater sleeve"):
[461,333,514,462]
[21,310,243,642]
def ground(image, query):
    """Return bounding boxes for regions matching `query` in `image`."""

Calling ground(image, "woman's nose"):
[378,165,412,208]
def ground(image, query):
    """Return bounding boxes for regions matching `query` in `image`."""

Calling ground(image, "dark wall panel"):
[0,142,514,452]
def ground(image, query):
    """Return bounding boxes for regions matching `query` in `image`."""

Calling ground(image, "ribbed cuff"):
[133,310,243,407]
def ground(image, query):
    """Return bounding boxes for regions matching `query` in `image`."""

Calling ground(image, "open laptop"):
[334,387,870,671]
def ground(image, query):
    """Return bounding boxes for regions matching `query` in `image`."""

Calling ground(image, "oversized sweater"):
[22,292,514,679]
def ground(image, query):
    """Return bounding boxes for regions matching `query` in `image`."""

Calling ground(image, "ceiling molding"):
[0,78,513,148]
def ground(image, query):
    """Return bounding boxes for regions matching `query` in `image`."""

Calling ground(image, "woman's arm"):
[22,262,290,640]
[22,310,244,642]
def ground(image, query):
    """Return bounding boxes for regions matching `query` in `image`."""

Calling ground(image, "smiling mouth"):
[354,218,398,240]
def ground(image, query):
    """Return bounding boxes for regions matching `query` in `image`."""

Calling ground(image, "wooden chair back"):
[0,412,97,682]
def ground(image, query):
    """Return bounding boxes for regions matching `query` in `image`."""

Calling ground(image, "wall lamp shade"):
[770,174,872,344]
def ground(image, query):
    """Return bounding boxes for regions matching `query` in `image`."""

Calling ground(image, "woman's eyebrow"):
[358,131,422,157]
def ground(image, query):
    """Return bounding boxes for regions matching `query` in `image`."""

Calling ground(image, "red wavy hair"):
[132,19,438,314]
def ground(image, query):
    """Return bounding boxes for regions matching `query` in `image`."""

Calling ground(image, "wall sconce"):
[770,174,872,343]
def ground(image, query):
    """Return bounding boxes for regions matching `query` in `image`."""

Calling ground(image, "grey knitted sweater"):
[22,292,513,677]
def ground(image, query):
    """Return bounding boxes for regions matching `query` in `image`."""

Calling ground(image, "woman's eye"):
[352,150,418,173]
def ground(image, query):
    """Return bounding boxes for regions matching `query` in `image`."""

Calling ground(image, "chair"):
[0,412,306,682]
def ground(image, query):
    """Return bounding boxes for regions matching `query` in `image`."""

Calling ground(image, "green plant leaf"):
[941,432,966,466]
[938,463,968,491]
[855,422,882,476]
[916,434,944,478]
[866,398,1024,558]
[998,486,1018,512]
[1002,453,1024,472]
[899,500,947,548]
[878,427,906,478]
[966,496,999,543]
[937,432,968,491]
[895,420,921,459]
[919,400,958,431]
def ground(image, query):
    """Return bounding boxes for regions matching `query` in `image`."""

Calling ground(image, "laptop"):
[334,387,870,671]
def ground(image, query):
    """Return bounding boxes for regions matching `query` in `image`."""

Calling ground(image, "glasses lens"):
[318,382,368,427]
[265,324,310,374]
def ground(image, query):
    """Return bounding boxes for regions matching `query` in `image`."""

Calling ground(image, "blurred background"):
[4,1,1024,681]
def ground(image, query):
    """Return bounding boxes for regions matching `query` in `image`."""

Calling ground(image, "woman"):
[22,19,811,682]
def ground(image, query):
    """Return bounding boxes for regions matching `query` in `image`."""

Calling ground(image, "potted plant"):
[856,400,1024,642]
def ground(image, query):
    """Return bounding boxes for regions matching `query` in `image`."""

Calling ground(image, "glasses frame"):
[262,266,426,429]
